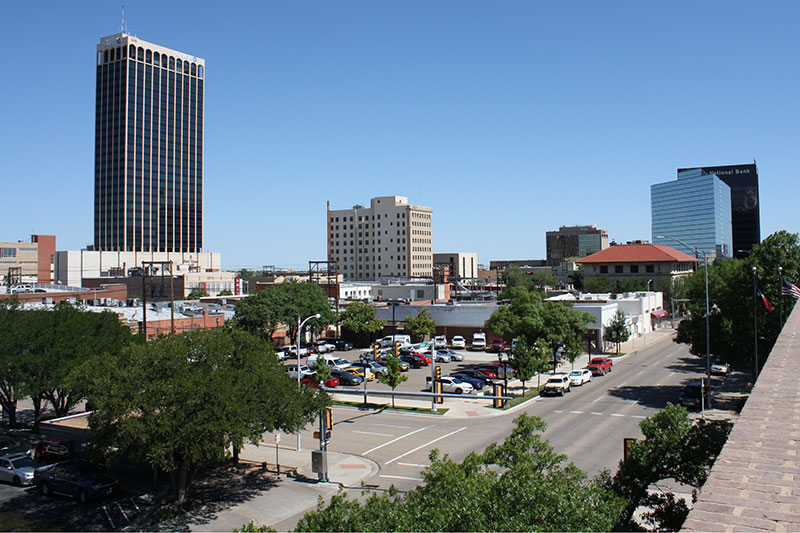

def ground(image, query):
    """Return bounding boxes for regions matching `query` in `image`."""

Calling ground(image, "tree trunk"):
[0,399,17,428]
[176,462,188,504]
[32,396,43,432]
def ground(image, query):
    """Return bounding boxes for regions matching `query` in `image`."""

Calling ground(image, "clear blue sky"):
[1,1,797,270]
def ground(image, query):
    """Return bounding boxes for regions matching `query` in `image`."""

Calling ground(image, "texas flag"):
[756,287,774,312]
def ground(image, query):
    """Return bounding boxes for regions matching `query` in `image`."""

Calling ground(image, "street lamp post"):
[647,279,653,292]
[656,235,711,409]
[296,312,321,451]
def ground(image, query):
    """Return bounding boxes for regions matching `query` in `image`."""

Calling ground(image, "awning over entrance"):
[651,309,669,319]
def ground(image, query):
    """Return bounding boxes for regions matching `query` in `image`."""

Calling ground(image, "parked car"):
[377,357,410,372]
[453,369,494,386]
[335,340,354,351]
[487,339,506,353]
[451,372,486,391]
[307,354,352,370]
[35,460,118,503]
[586,357,613,376]
[710,360,731,376]
[344,366,374,381]
[569,369,593,386]
[11,285,34,294]
[349,360,388,377]
[426,376,474,395]
[286,364,315,379]
[314,340,336,353]
[433,335,448,348]
[0,453,40,486]
[679,378,710,409]
[438,348,464,361]
[543,373,572,396]
[417,352,433,365]
[0,435,29,457]
[477,362,513,378]
[330,369,363,386]
[471,332,487,351]
[433,350,452,363]
[451,336,466,349]
[399,354,426,369]
[376,335,412,347]
[33,439,71,465]
[301,375,340,388]
[473,366,498,379]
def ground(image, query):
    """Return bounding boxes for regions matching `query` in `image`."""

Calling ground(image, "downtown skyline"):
[1,1,798,269]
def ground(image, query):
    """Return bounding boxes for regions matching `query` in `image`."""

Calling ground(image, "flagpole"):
[778,266,783,326]
[753,266,758,380]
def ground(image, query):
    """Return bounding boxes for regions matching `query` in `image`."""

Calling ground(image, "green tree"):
[570,265,584,291]
[0,300,24,427]
[583,276,615,293]
[309,357,332,385]
[83,328,329,504]
[295,414,625,532]
[378,354,408,408]
[218,290,233,296]
[234,281,335,343]
[186,288,209,299]
[238,269,257,278]
[501,265,534,293]
[509,338,538,393]
[339,301,385,348]
[607,403,732,530]
[603,310,630,355]
[529,269,559,290]
[404,309,437,342]
[616,277,648,293]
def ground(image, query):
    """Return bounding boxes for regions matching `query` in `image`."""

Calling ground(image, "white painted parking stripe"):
[553,410,564,413]
[591,412,603,415]
[632,415,647,419]
[380,474,423,481]
[385,427,468,465]
[398,462,429,468]
[363,426,432,455]
[610,413,626,417]
[636,370,644,376]
[373,423,410,429]
[569,411,584,414]
[354,431,393,437]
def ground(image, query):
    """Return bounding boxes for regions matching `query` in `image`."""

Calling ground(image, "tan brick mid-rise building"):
[0,235,56,284]
[328,196,433,281]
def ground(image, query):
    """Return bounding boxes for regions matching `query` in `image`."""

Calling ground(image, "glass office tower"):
[94,33,204,253]
[651,169,732,261]
[677,164,760,259]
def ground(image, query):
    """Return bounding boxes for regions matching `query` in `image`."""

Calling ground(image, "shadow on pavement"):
[606,384,687,410]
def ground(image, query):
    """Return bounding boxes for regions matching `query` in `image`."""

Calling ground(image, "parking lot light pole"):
[296,313,321,451]
[657,235,711,407]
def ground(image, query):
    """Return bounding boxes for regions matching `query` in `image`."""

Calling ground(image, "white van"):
[377,335,412,347]
[471,332,487,351]
[307,353,351,370]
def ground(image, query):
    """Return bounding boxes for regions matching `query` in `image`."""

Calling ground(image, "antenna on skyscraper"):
[121,4,126,34]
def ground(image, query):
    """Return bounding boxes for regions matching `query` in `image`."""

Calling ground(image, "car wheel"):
[455,388,463,394]
[41,483,51,496]
[13,476,21,486]
[78,489,89,503]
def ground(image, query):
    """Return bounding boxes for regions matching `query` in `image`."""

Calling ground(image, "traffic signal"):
[394,342,400,357]
[373,344,379,359]
[435,365,441,380]
[325,408,333,431]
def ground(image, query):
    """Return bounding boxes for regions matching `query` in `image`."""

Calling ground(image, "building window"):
[646,264,655,273]
[600,265,608,274]
[1,248,17,258]
[615,265,623,274]
[630,265,639,273]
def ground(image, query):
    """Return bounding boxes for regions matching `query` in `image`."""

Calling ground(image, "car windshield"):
[548,376,565,383]
[569,371,582,377]
[11,457,36,468]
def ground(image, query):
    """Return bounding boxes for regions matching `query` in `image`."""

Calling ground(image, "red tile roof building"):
[577,244,699,283]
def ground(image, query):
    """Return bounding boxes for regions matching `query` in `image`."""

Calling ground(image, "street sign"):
[275,433,281,444]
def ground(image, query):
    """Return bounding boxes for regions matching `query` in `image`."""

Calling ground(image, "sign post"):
[275,433,281,475]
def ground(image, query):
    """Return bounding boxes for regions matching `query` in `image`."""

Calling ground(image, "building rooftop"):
[576,244,699,264]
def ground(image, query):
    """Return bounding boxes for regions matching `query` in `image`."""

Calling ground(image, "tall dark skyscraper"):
[94,33,204,253]
[677,163,760,259]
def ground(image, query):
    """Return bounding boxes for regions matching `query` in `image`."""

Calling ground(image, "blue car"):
[451,373,485,391]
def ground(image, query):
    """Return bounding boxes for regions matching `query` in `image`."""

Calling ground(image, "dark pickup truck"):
[34,460,118,503]
[586,357,613,376]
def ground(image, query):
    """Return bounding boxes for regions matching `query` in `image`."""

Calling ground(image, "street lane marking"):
[617,382,626,387]
[380,474,423,481]
[385,427,468,465]
[363,426,432,455]
[569,411,584,414]
[669,372,675,378]
[373,423,410,429]
[611,413,626,417]
[398,462,429,468]
[632,415,647,419]
[591,412,603,415]
[354,431,393,437]
[656,382,662,386]
[592,396,604,403]
[553,410,564,413]
[636,370,644,376]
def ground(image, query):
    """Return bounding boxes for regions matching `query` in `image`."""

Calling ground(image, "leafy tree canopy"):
[501,265,535,294]
[603,309,630,355]
[82,328,329,504]
[187,288,209,299]
[234,281,335,343]
[295,414,625,532]
[583,276,615,293]
[529,269,559,290]
[403,308,437,342]
[339,301,385,347]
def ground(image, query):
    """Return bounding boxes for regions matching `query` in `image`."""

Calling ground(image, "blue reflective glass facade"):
[94,34,204,253]
[651,170,732,260]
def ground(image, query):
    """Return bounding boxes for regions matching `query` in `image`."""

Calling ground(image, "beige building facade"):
[328,196,433,281]
[433,252,478,280]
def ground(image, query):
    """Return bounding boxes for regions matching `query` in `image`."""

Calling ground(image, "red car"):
[586,357,613,376]
[474,365,499,379]
[487,339,507,353]
[33,439,71,465]
[301,376,340,388]
[412,352,432,366]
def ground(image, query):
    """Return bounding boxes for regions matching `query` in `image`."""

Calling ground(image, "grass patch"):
[332,399,448,415]
[500,386,543,409]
